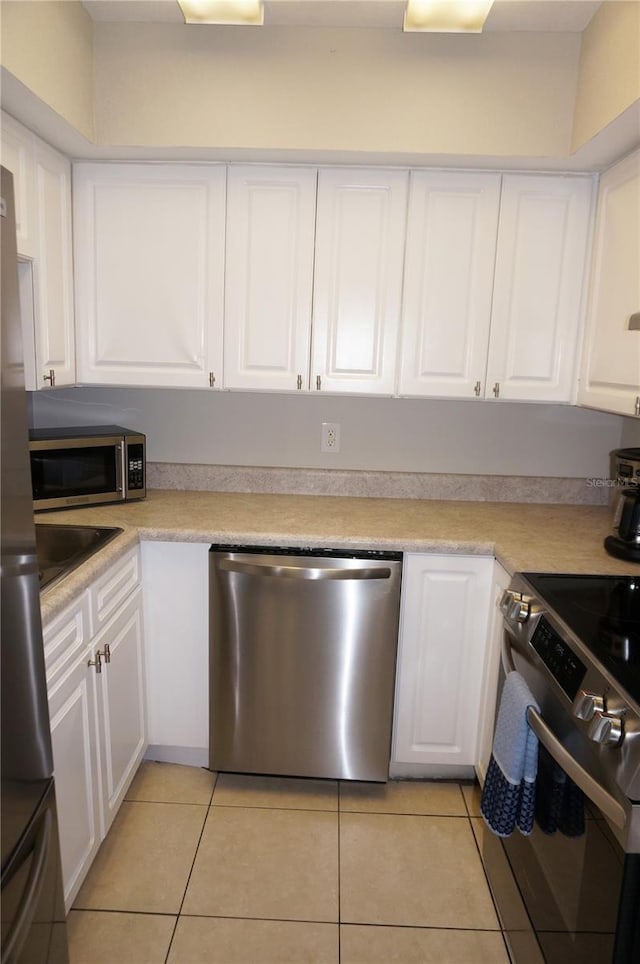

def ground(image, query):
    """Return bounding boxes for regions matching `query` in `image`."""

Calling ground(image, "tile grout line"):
[163,771,221,964]
[464,783,515,962]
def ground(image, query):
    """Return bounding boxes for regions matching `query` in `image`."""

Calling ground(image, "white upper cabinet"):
[1,112,37,259]
[74,163,226,388]
[578,150,640,418]
[397,171,501,398]
[224,166,317,391]
[487,174,593,403]
[1,112,75,389]
[311,168,408,395]
[33,139,76,389]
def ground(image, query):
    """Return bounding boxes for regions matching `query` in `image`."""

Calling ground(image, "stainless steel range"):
[481,572,640,964]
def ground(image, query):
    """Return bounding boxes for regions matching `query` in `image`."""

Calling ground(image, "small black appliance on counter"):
[605,448,640,562]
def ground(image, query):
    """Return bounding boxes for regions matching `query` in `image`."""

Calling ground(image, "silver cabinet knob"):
[573,690,605,722]
[587,710,624,747]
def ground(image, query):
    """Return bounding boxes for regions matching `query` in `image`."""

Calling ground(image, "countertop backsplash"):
[147,463,609,505]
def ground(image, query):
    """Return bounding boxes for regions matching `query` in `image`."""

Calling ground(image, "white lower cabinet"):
[47,624,101,912]
[391,553,493,777]
[141,541,210,766]
[475,561,511,785]
[93,590,146,835]
[44,547,146,911]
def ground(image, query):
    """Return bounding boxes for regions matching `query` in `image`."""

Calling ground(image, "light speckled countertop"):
[38,489,639,623]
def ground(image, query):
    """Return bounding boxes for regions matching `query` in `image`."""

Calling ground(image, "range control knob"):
[500,590,532,623]
[573,690,605,722]
[587,710,624,747]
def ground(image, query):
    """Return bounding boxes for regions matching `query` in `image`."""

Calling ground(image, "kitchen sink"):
[36,523,123,591]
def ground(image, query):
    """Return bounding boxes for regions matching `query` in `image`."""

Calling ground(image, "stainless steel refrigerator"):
[1,167,68,962]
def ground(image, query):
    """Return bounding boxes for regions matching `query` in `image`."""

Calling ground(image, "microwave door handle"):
[115,441,124,496]
[501,634,627,830]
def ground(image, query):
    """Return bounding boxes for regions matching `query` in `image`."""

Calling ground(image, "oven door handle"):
[501,633,627,830]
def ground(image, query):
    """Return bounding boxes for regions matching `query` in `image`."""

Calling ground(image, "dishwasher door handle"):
[218,558,392,580]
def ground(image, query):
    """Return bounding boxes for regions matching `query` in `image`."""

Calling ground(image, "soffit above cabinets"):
[81,0,602,32]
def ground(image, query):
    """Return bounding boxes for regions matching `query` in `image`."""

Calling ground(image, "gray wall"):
[30,387,626,479]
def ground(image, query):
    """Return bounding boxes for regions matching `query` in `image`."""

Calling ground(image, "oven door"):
[480,629,640,964]
[30,436,125,511]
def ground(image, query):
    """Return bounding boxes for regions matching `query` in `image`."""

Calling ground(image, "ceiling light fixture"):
[403,0,494,33]
[178,0,264,25]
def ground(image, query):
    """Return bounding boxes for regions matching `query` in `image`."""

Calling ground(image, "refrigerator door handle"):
[2,809,53,964]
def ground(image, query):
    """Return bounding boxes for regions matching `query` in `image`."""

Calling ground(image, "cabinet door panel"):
[74,164,225,387]
[392,554,492,770]
[94,589,146,834]
[0,113,37,258]
[48,651,101,912]
[578,151,640,417]
[33,140,75,387]
[89,545,141,637]
[487,175,593,402]
[312,168,408,394]
[43,593,91,684]
[476,561,510,784]
[141,542,209,762]
[398,172,501,398]
[224,166,316,391]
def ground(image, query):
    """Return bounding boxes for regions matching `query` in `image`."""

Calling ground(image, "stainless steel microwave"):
[29,425,146,512]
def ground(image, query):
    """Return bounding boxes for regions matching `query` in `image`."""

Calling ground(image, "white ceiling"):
[81,0,603,32]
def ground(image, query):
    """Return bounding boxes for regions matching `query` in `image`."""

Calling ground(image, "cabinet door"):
[578,151,640,418]
[74,163,226,388]
[392,554,493,773]
[33,138,76,388]
[224,166,316,391]
[48,644,101,912]
[397,172,501,398]
[487,174,594,403]
[0,112,37,258]
[94,588,147,834]
[141,541,209,765]
[311,168,408,395]
[475,561,510,785]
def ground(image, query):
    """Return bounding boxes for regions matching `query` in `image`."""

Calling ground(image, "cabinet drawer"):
[43,592,91,685]
[89,547,141,636]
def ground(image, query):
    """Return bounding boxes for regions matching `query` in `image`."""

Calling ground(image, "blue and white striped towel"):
[481,671,540,837]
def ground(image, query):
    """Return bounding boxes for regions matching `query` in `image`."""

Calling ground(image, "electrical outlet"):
[321,422,341,453]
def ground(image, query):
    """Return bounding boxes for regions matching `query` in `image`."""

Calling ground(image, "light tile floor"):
[68,763,510,964]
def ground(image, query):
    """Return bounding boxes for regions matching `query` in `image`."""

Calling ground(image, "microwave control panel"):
[126,443,145,491]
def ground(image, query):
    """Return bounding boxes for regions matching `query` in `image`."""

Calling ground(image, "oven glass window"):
[31,447,117,499]
[502,804,623,962]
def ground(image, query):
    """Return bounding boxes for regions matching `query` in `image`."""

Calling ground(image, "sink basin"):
[35,524,123,591]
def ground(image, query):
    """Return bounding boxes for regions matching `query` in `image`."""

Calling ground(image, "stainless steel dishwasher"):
[209,545,403,782]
